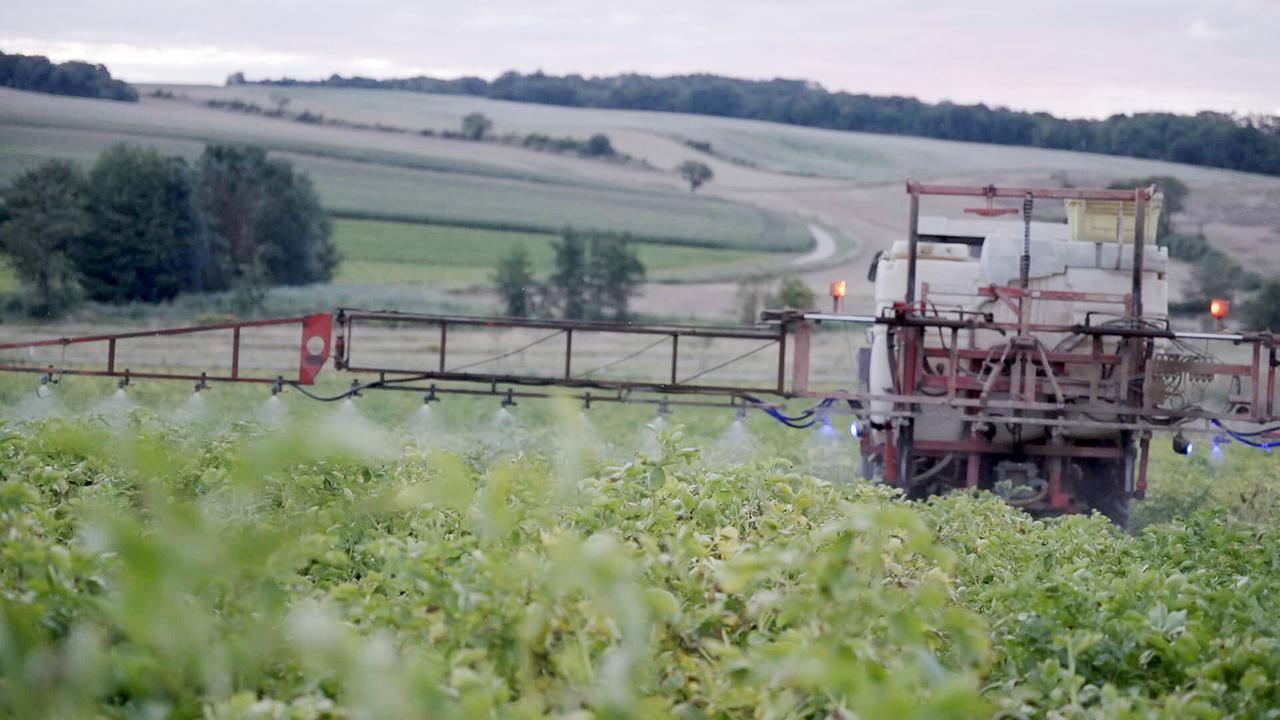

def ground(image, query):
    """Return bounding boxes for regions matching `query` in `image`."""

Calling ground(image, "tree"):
[548,230,587,319]
[198,144,336,291]
[494,245,537,317]
[585,235,645,320]
[197,144,264,288]
[677,160,714,192]
[257,168,336,285]
[735,279,766,325]
[461,112,493,141]
[74,144,206,303]
[1245,279,1280,331]
[583,133,615,157]
[0,50,137,101]
[0,160,89,316]
[771,275,815,310]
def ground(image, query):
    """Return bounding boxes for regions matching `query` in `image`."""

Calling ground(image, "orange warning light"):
[830,280,847,299]
[1209,298,1230,319]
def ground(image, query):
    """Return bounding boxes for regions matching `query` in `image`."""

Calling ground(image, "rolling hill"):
[1,83,1278,321]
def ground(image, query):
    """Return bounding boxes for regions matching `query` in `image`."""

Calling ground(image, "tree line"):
[239,70,1280,177]
[0,51,137,102]
[0,144,336,317]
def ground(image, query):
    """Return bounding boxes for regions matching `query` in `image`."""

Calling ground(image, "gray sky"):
[3,0,1278,119]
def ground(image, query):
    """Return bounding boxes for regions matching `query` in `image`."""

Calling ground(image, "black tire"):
[1090,483,1131,529]
[1078,458,1131,529]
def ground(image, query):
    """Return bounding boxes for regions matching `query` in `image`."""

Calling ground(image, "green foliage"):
[585,235,646,321]
[517,131,617,158]
[549,230,587,319]
[0,421,992,718]
[585,133,615,157]
[771,275,815,310]
[75,144,206,303]
[1164,233,1210,262]
[493,244,537,317]
[461,112,493,141]
[1,413,1279,718]
[0,50,136,101]
[677,160,714,192]
[199,144,336,289]
[1245,278,1280,331]
[0,142,335,308]
[0,159,88,316]
[545,231,647,320]
[926,496,1280,717]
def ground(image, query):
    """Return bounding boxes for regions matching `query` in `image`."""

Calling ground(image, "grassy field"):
[156,84,1280,187]
[332,219,779,286]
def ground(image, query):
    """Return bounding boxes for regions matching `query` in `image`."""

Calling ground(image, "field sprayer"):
[2,182,1276,523]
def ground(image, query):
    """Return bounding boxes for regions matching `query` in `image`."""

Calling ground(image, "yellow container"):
[1064,193,1163,244]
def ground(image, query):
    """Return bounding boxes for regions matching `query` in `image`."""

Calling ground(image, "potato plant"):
[0,415,1277,719]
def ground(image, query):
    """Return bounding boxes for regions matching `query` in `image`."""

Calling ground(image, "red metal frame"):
[0,313,333,386]
[331,309,789,399]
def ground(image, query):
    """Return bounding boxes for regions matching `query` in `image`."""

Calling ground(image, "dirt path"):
[793,224,838,266]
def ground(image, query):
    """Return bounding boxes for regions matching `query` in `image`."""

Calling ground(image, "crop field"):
[144,85,1280,313]
[332,219,780,286]
[1,374,1279,718]
[0,89,814,254]
[5,84,1280,321]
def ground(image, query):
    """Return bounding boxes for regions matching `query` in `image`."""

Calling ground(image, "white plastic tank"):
[866,198,1168,444]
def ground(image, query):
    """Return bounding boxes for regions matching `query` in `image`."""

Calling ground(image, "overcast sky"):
[3,0,1278,119]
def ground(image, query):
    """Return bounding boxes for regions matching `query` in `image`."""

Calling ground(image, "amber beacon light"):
[830,280,847,312]
[1209,298,1229,330]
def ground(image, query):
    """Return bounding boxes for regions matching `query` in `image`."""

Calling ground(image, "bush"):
[0,160,89,316]
[1245,279,1280,331]
[75,144,206,303]
[770,275,815,310]
[1164,233,1210,262]
[198,144,337,289]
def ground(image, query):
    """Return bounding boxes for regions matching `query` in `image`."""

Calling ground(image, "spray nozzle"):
[656,398,670,419]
